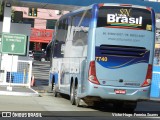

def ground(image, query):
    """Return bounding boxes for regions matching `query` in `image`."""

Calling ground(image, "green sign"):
[1,33,27,55]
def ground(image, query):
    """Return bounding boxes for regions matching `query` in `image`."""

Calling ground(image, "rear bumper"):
[81,83,150,101]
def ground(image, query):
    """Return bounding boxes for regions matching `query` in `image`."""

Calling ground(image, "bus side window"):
[53,40,64,58]
[46,45,51,61]
[53,19,67,58]
[72,10,91,57]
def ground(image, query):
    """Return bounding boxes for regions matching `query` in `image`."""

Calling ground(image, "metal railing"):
[0,59,32,88]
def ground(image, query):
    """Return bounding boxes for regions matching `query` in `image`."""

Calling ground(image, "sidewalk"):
[0,86,39,96]
[150,97,160,102]
[0,95,45,111]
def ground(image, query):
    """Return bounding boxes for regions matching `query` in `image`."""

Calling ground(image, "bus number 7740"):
[96,56,108,62]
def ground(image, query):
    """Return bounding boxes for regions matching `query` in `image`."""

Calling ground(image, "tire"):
[75,85,81,107]
[70,83,76,105]
[53,83,58,97]
[51,80,54,92]
[71,82,81,107]
[51,78,57,97]
[76,97,81,107]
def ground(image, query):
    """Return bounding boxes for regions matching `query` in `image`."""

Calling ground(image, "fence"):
[0,59,32,88]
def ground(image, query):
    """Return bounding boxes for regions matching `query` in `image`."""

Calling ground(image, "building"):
[12,6,69,51]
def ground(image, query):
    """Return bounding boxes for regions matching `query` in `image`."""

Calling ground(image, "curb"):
[149,98,160,102]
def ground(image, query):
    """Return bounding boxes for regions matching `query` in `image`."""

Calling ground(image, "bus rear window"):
[97,6,152,31]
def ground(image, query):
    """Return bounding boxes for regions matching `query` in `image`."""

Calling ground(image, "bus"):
[47,3,155,111]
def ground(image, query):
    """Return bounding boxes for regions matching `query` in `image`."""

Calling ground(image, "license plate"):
[114,89,126,94]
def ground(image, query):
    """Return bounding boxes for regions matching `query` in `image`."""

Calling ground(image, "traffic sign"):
[1,33,27,55]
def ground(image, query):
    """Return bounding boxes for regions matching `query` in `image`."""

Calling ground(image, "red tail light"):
[98,3,104,8]
[141,64,152,87]
[146,7,151,11]
[88,61,100,85]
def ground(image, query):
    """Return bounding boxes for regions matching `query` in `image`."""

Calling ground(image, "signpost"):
[1,33,27,55]
[1,33,27,91]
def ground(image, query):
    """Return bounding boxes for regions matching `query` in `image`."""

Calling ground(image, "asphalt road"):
[0,94,160,117]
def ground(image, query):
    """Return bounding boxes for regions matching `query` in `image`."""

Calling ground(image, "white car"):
[29,51,33,57]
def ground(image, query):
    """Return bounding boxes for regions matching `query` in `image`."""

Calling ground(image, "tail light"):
[141,64,152,87]
[146,7,151,11]
[88,61,100,85]
[98,3,104,8]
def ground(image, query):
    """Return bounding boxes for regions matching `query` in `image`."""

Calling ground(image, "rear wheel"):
[75,84,81,107]
[51,78,57,97]
[76,98,81,107]
[70,82,76,105]
[53,83,58,97]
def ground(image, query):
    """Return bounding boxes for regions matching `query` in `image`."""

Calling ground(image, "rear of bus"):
[87,4,155,101]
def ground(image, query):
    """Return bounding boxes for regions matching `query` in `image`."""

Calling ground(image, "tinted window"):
[97,6,152,31]
[46,20,57,29]
[33,51,45,55]
[23,18,34,27]
[72,10,91,47]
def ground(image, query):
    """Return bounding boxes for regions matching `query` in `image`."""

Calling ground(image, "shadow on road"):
[53,93,137,113]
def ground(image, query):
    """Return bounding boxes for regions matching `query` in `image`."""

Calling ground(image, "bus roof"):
[59,3,153,20]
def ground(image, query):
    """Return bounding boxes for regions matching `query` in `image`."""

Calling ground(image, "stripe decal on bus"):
[95,46,150,69]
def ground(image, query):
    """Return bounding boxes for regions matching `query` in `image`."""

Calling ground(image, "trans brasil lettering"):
[107,14,142,25]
